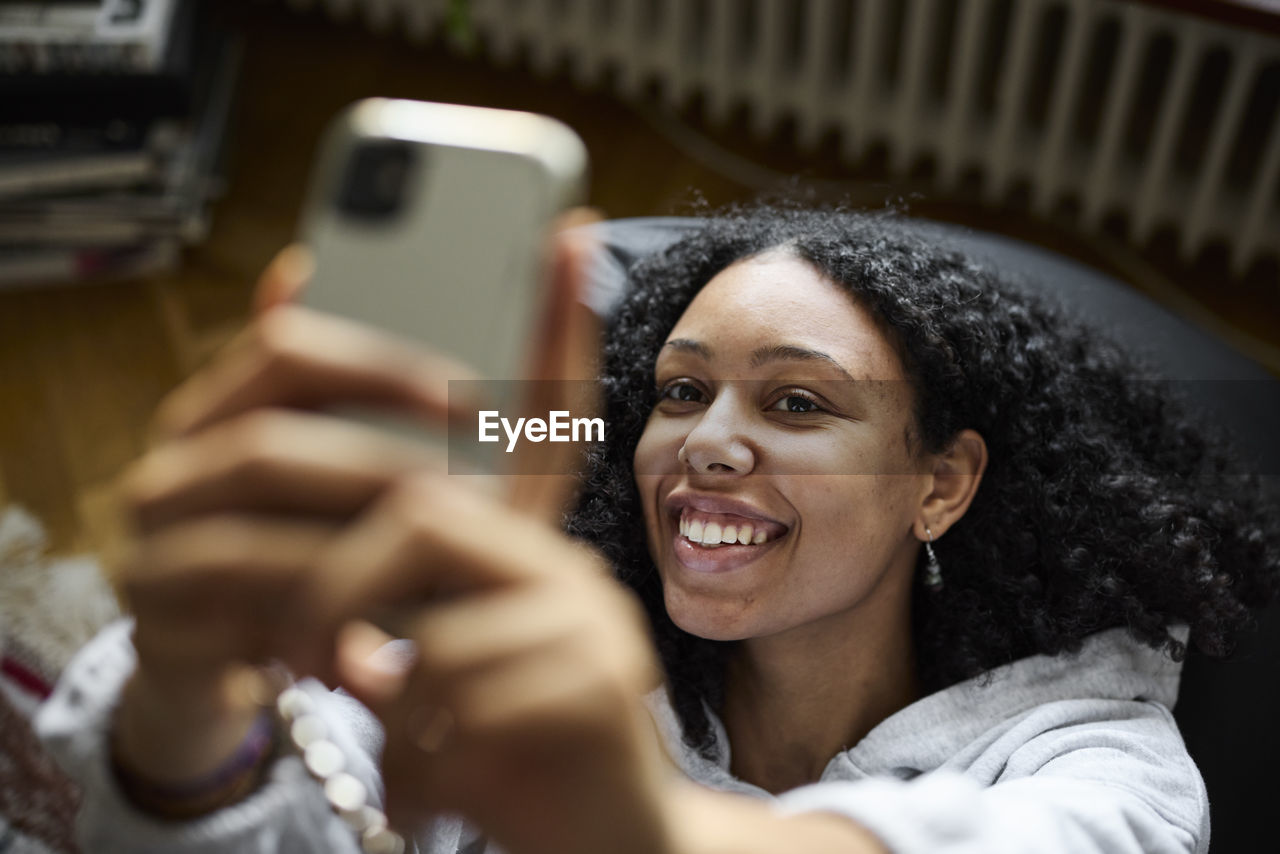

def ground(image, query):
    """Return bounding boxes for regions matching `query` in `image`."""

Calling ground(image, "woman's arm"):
[667,782,889,854]
[36,621,383,854]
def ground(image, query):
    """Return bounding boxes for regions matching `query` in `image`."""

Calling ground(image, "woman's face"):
[633,251,933,643]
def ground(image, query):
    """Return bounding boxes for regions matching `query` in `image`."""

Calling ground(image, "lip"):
[664,490,790,574]
[664,490,789,530]
[671,533,784,573]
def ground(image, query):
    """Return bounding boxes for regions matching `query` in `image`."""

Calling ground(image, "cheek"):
[794,474,919,554]
[633,417,684,478]
[762,425,898,478]
[633,421,680,542]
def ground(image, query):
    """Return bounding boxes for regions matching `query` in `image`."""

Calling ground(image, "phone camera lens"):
[337,140,418,221]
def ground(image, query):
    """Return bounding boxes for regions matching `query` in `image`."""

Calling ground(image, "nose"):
[678,386,756,475]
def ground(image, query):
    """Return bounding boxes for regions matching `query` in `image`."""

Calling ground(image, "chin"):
[664,592,758,642]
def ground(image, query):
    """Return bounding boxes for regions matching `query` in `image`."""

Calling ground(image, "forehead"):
[665,251,908,382]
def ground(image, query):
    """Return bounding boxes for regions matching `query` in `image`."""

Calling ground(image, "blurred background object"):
[0,0,240,288]
[0,505,119,854]
[278,0,1280,367]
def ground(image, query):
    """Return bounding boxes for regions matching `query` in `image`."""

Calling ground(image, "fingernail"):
[274,245,315,289]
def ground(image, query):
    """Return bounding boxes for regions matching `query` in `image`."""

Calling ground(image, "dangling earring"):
[923,526,943,591]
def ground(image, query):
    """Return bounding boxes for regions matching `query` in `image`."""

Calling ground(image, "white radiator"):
[285,0,1280,277]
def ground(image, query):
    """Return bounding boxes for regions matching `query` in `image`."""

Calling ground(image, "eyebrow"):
[662,338,711,359]
[660,339,858,382]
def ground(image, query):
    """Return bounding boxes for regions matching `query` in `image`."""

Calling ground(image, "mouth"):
[677,508,782,547]
[664,494,790,573]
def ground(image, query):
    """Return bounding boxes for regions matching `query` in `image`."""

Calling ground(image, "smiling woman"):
[627,253,972,793]
[634,253,982,645]
[568,204,1280,846]
[31,204,1280,854]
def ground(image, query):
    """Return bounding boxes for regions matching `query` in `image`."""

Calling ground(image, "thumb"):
[333,620,410,713]
[252,244,314,316]
[506,208,604,524]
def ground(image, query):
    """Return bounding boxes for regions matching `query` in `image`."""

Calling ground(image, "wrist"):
[114,664,270,790]
[662,781,888,854]
[661,780,732,854]
[111,703,278,819]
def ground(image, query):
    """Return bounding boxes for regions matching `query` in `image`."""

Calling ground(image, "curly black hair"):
[565,204,1280,757]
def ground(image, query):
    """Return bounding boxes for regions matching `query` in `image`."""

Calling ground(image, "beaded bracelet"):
[113,672,407,853]
[275,684,407,854]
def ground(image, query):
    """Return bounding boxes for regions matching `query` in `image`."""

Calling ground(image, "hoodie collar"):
[646,627,1185,796]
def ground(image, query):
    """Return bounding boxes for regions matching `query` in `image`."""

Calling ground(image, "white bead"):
[276,687,314,720]
[304,739,346,778]
[362,825,406,854]
[324,772,367,814]
[290,714,328,749]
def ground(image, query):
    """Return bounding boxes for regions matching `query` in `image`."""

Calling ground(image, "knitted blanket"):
[0,506,121,854]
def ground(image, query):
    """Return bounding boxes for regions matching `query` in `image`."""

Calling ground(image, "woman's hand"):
[111,215,603,793]
[113,301,454,787]
[318,476,674,854]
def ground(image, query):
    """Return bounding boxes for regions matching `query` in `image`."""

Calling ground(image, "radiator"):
[284,0,1280,277]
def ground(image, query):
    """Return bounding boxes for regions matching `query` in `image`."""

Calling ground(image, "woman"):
[37,205,1278,853]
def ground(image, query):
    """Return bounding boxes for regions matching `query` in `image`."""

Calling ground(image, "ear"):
[914,428,987,541]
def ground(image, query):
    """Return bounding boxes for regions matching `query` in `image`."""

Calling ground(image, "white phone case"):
[297,99,588,465]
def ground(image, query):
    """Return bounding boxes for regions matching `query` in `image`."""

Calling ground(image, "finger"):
[507,210,604,523]
[365,584,656,836]
[363,601,569,828]
[338,587,565,732]
[122,409,440,534]
[344,583,582,709]
[404,583,658,730]
[252,244,314,316]
[344,585,582,714]
[126,513,330,587]
[444,636,610,749]
[377,633,628,834]
[360,643,456,830]
[289,475,603,677]
[150,305,481,442]
[334,620,411,712]
[540,208,605,384]
[409,584,578,677]
[125,514,333,669]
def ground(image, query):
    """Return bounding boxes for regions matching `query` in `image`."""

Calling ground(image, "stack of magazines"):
[0,0,240,288]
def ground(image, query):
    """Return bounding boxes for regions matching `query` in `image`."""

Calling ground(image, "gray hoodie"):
[36,620,1207,853]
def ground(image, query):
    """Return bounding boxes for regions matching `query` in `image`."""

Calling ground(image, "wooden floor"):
[1,2,1276,561]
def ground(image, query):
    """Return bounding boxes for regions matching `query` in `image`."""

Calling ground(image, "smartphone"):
[297,98,589,467]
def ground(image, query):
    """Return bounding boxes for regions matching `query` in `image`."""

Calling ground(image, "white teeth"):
[679,511,776,546]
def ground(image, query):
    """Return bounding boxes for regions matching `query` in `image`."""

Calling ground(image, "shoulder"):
[811,632,1210,853]
[951,631,1208,848]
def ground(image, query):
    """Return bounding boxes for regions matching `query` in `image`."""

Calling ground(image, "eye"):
[768,390,826,414]
[658,381,708,404]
